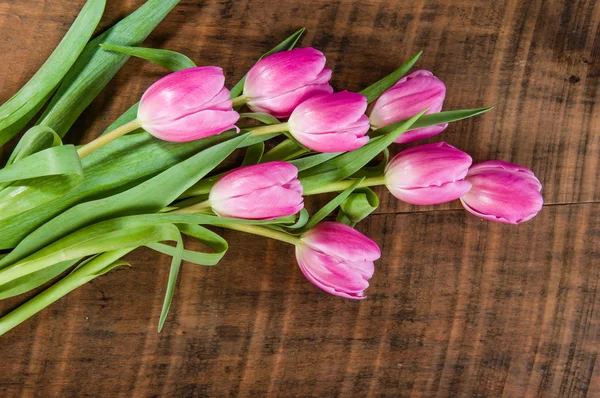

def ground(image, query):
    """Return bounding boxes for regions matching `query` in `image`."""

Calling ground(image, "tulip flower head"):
[460,160,543,224]
[369,70,447,144]
[384,142,473,205]
[137,66,239,142]
[287,91,370,153]
[209,161,304,220]
[295,222,381,299]
[243,47,334,118]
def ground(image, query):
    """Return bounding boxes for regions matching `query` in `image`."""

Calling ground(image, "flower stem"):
[171,200,212,214]
[245,122,290,136]
[303,175,387,196]
[0,249,133,336]
[77,119,142,159]
[220,223,301,246]
[231,95,248,108]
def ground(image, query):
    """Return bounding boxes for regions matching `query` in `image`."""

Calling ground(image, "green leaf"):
[359,50,422,103]
[0,0,106,146]
[0,248,133,336]
[99,44,196,72]
[0,129,240,251]
[230,27,305,98]
[0,145,83,220]
[302,178,364,232]
[285,208,309,230]
[158,228,183,332]
[6,126,63,166]
[336,188,379,227]
[0,259,78,300]
[0,134,247,266]
[37,0,180,137]
[373,107,494,137]
[289,152,340,171]
[299,110,426,193]
[261,139,308,163]
[238,112,280,125]
[242,142,265,166]
[351,148,389,178]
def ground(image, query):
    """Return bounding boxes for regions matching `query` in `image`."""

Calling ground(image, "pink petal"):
[288,91,368,133]
[301,222,381,263]
[142,109,239,142]
[296,245,373,299]
[246,83,333,118]
[138,67,227,124]
[212,184,304,220]
[210,161,300,200]
[389,180,472,205]
[385,142,472,188]
[244,48,329,98]
[293,131,369,153]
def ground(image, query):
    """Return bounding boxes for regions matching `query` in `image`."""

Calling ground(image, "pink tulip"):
[296,222,381,299]
[460,160,543,224]
[287,91,370,152]
[243,47,334,118]
[369,70,447,144]
[137,67,239,142]
[209,161,304,220]
[384,142,473,205]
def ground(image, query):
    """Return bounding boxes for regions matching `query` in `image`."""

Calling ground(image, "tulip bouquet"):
[0,0,543,336]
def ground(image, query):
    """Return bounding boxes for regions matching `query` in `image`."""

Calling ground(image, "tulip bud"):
[384,142,472,205]
[369,70,447,144]
[138,67,239,142]
[243,47,334,118]
[296,222,381,299]
[209,161,304,220]
[287,91,370,153]
[460,160,543,224]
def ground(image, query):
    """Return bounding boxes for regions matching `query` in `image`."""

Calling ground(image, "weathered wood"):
[0,0,598,396]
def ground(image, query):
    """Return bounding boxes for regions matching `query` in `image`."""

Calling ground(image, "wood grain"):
[0,0,598,396]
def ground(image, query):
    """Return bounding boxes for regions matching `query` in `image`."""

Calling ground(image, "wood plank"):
[1,203,597,396]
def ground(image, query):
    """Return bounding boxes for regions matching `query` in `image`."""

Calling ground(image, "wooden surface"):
[0,0,599,396]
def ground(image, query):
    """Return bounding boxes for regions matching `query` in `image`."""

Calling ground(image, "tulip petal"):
[301,222,381,263]
[288,91,368,133]
[142,109,239,142]
[390,180,472,205]
[244,48,329,98]
[247,83,333,118]
[385,142,472,188]
[461,160,544,224]
[296,246,373,299]
[210,161,300,200]
[394,123,448,144]
[293,131,369,153]
[138,66,227,124]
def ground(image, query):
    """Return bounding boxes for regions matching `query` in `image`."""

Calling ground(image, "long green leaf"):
[0,130,240,250]
[0,259,78,300]
[0,134,247,265]
[0,0,106,145]
[158,228,183,332]
[99,44,196,72]
[359,50,422,103]
[336,188,379,227]
[373,107,494,137]
[0,249,132,336]
[37,0,180,137]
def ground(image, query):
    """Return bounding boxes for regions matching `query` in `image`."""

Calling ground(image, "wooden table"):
[0,0,598,396]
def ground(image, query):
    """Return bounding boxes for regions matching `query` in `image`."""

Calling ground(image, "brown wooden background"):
[0,0,599,396]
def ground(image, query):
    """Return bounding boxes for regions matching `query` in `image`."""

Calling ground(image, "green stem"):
[77,119,142,158]
[171,200,212,214]
[231,95,248,108]
[245,122,290,136]
[221,223,301,246]
[304,175,387,196]
[0,249,133,336]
